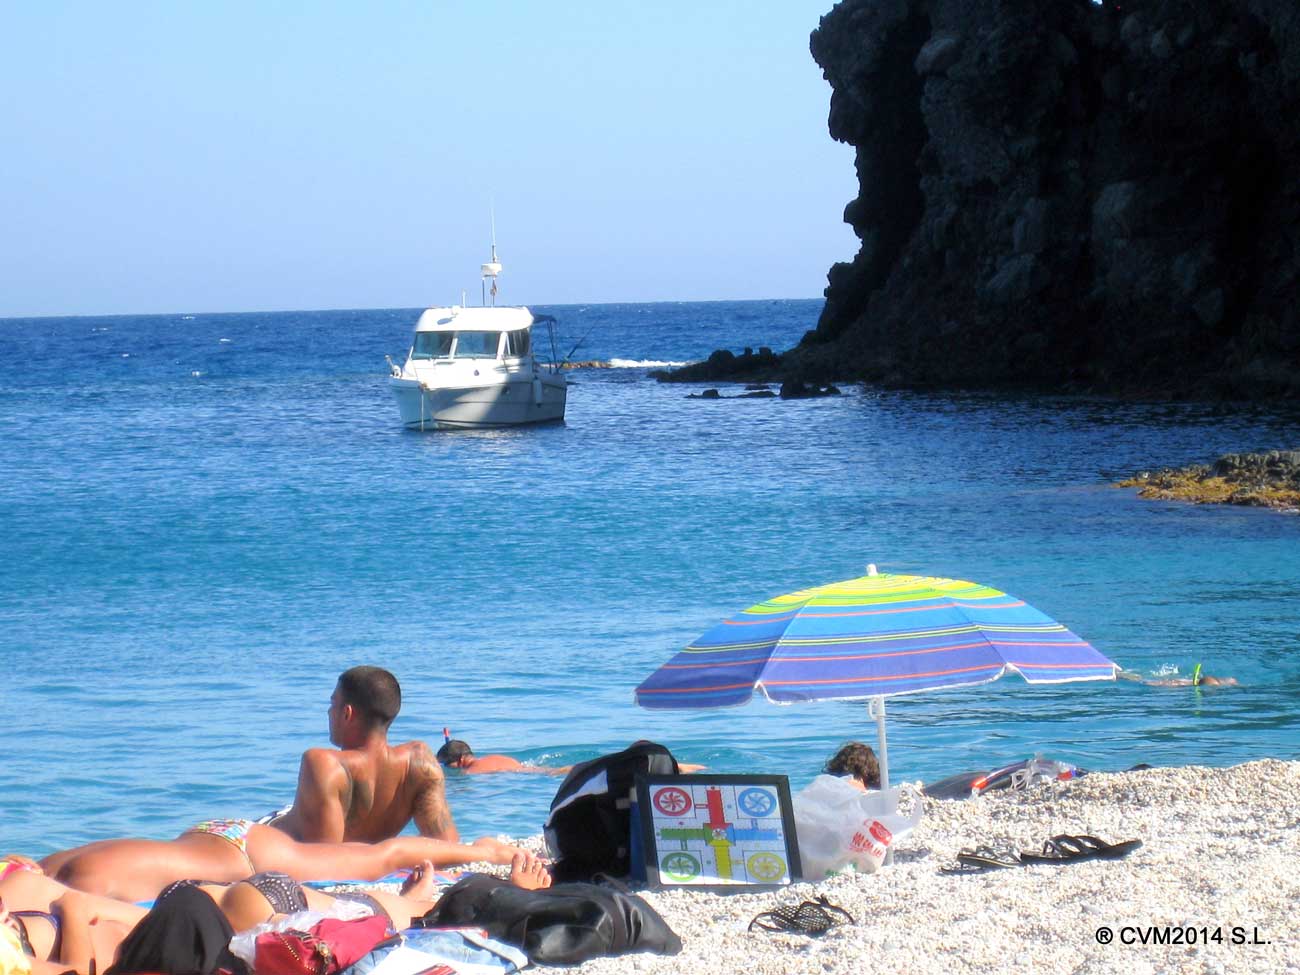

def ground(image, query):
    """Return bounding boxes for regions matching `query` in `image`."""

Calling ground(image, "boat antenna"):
[562,321,599,365]
[480,203,502,306]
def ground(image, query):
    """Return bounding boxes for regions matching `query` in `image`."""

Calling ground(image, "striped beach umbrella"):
[635,566,1117,787]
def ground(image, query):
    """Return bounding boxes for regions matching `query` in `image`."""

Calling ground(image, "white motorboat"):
[387,246,567,430]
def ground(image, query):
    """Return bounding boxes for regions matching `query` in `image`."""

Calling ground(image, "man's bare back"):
[272,667,459,843]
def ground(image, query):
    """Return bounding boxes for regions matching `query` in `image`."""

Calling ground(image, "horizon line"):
[0,294,828,324]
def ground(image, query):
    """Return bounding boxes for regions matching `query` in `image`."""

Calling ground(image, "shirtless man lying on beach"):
[269,666,459,843]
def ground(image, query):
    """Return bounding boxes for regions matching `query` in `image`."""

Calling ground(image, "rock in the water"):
[1118,449,1300,510]
[779,380,842,399]
[653,346,781,383]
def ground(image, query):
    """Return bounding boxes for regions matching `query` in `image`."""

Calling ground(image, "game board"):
[635,774,801,889]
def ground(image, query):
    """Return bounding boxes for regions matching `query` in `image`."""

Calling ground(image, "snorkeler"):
[436,736,570,775]
[1121,663,1238,687]
[436,734,705,775]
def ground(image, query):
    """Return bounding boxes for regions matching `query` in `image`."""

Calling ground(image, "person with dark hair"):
[5,853,551,975]
[435,738,700,776]
[268,666,459,843]
[436,739,564,775]
[825,741,881,790]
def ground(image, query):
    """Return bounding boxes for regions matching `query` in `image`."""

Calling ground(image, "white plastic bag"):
[793,774,923,879]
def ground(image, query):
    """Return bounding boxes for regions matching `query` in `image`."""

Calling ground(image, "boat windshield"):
[412,332,454,359]
[505,329,531,358]
[410,330,504,360]
[452,331,502,359]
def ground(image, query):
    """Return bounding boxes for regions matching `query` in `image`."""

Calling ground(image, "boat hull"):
[391,376,567,430]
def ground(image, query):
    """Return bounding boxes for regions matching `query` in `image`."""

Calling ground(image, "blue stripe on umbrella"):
[636,571,1116,708]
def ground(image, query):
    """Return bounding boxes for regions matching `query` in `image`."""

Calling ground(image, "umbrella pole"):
[869,695,895,867]
[869,695,890,790]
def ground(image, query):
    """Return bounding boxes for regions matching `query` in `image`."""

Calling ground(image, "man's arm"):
[287,749,351,843]
[410,743,459,841]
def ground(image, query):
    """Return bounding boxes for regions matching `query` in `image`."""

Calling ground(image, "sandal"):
[1020,834,1142,865]
[748,896,855,935]
[940,845,1023,873]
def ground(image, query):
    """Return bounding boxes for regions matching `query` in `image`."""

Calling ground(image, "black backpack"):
[416,874,682,965]
[544,741,679,882]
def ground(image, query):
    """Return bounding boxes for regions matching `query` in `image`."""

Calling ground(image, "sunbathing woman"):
[39,818,533,903]
[3,853,551,975]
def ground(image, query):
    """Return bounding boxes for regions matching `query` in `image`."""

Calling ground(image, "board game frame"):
[634,773,802,892]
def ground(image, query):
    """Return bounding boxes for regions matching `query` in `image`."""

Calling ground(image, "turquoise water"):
[2,300,1298,855]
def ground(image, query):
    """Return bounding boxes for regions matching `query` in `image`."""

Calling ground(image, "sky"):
[0,1,858,317]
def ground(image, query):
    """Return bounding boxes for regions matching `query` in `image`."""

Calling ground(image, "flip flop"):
[940,845,1023,873]
[748,896,855,935]
[1020,834,1142,864]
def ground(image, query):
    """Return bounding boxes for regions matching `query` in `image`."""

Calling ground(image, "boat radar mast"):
[480,210,502,306]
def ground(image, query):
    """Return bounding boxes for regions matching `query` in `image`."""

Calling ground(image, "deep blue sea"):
[2,299,1298,855]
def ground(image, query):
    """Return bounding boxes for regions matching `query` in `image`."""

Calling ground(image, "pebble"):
[498,760,1300,974]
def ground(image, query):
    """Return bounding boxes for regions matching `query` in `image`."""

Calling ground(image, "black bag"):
[416,875,682,965]
[544,740,678,882]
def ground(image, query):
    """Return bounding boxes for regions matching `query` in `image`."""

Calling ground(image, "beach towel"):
[345,929,528,975]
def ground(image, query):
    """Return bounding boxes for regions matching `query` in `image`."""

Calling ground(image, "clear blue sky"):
[0,1,856,317]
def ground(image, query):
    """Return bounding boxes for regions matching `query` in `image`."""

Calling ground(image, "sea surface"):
[2,299,1298,854]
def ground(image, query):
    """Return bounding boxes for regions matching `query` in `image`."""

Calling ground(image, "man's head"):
[825,741,881,789]
[329,666,402,746]
[1199,675,1238,686]
[437,739,474,767]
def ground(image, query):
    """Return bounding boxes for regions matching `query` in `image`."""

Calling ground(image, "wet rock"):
[779,380,842,399]
[1119,449,1300,509]
[654,346,781,383]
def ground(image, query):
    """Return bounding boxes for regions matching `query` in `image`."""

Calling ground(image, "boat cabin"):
[409,306,537,362]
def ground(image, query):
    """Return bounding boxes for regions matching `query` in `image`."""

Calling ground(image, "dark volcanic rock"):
[685,387,779,400]
[779,380,843,399]
[790,0,1300,398]
[651,346,782,382]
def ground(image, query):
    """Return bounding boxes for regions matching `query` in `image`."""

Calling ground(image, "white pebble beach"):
[491,760,1299,974]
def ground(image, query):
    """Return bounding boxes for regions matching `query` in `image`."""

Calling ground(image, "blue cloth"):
[344,928,526,975]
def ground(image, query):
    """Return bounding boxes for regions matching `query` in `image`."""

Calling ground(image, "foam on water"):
[606,358,692,368]
[1,299,1298,854]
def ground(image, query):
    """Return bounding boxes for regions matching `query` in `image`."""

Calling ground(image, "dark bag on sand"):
[105,883,247,975]
[416,875,682,965]
[544,740,678,882]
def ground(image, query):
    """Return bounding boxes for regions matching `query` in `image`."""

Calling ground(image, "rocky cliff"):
[789,0,1300,397]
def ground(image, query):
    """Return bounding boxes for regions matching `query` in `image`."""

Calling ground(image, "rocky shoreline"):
[661,0,1300,398]
[1118,449,1300,511]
